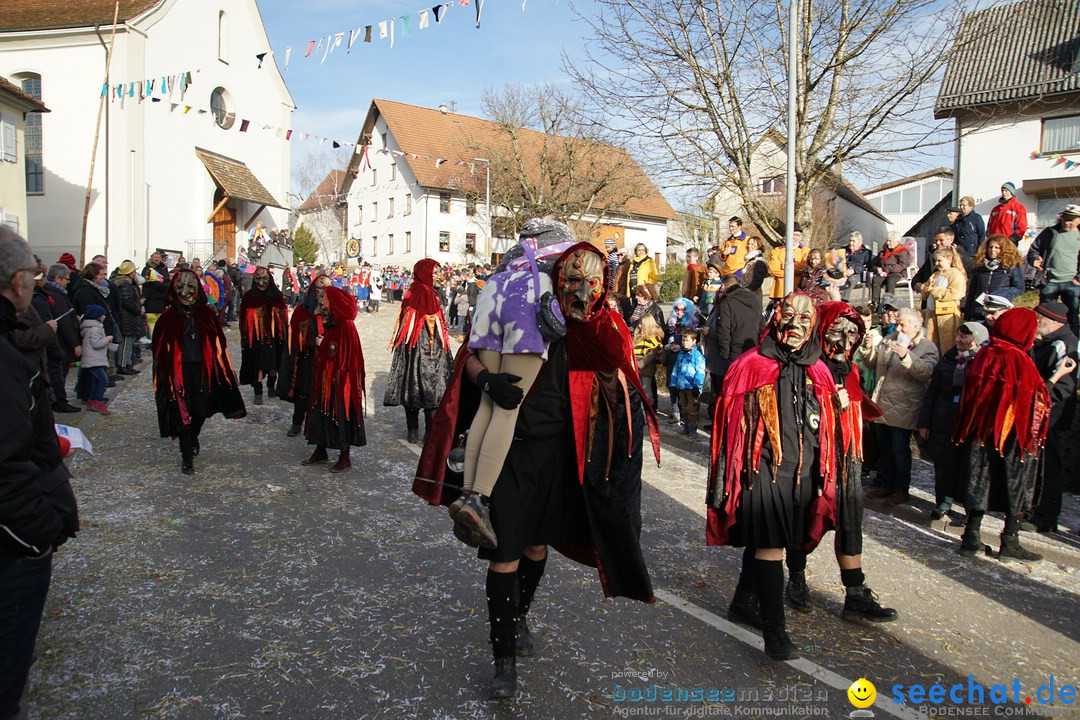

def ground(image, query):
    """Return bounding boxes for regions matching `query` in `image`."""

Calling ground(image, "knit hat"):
[793,222,803,233]
[604,237,616,247]
[83,304,106,321]
[1034,300,1068,324]
[959,321,989,347]
[1001,181,1017,195]
[58,252,77,271]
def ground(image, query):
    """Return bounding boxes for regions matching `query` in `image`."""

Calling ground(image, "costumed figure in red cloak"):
[301,285,366,473]
[152,269,246,474]
[707,292,839,661]
[953,307,1051,562]
[238,265,287,405]
[279,274,331,437]
[412,225,661,701]
[776,302,897,624]
[383,259,453,444]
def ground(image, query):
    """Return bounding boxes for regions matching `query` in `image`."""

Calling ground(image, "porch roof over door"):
[195,148,287,209]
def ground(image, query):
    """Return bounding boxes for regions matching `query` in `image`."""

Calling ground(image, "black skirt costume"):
[383,326,453,410]
[826,357,864,556]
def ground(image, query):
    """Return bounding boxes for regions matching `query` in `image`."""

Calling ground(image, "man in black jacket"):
[841,231,873,302]
[0,227,80,719]
[703,276,761,425]
[1026,301,1078,533]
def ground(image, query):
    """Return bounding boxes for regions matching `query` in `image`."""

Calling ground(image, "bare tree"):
[291,147,351,264]
[567,0,975,244]
[462,84,654,239]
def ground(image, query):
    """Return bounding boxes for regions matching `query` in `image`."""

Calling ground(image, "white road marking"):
[653,588,926,720]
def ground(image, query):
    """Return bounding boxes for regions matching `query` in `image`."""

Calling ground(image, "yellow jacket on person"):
[768,245,810,299]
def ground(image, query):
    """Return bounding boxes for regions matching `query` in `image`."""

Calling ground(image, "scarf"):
[391,259,448,351]
[46,280,67,295]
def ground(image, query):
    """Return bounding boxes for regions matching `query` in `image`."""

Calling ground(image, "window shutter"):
[1,120,16,163]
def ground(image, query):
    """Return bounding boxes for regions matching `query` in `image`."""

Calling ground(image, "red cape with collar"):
[706,343,839,553]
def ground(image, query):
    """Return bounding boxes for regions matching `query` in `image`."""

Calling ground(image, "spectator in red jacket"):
[986,182,1028,245]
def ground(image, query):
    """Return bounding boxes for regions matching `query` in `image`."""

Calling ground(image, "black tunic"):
[733,336,821,550]
[383,328,453,410]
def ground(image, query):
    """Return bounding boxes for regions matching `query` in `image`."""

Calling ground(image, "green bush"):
[658,261,686,302]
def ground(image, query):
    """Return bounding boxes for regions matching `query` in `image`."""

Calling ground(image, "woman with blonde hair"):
[621,242,659,298]
[633,314,666,409]
[922,247,967,353]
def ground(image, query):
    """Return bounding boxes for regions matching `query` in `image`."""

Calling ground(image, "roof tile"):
[936,0,1080,115]
[0,0,160,31]
[351,99,676,221]
[195,148,285,210]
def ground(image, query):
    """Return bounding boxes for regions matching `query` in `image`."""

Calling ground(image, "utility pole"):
[783,0,799,295]
[473,157,491,262]
[82,0,119,266]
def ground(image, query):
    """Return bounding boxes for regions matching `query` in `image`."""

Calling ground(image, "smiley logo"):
[848,678,876,709]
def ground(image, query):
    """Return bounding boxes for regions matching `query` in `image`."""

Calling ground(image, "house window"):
[440,192,451,213]
[465,233,476,253]
[883,190,902,214]
[210,87,235,129]
[405,231,412,252]
[381,132,387,148]
[759,176,784,195]
[356,204,362,224]
[901,186,920,214]
[466,196,476,216]
[388,233,394,254]
[388,197,394,217]
[372,168,377,186]
[439,231,450,252]
[1043,115,1080,154]
[21,75,43,193]
[371,201,377,221]
[1,119,15,163]
[371,236,377,256]
[218,11,229,63]
[405,194,412,215]
[390,164,396,181]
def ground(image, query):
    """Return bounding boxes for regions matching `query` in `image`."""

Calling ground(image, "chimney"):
[438,104,448,115]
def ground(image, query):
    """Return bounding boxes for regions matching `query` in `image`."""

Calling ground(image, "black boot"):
[266,374,277,397]
[486,570,519,700]
[516,554,547,657]
[302,445,328,466]
[287,424,302,437]
[253,381,264,406]
[330,446,351,473]
[785,570,812,613]
[405,408,421,444]
[999,532,1043,563]
[728,584,762,629]
[755,558,800,661]
[407,427,420,445]
[842,585,899,622]
[959,513,987,556]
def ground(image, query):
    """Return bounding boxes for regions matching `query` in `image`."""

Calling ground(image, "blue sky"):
[259,0,588,193]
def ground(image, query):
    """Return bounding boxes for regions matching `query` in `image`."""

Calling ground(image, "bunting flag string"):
[269,1,533,72]
[1030,149,1079,170]
[102,70,193,103]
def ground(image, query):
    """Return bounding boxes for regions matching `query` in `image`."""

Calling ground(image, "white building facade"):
[936,0,1080,239]
[0,76,48,236]
[0,0,293,267]
[343,99,674,270]
[862,169,954,238]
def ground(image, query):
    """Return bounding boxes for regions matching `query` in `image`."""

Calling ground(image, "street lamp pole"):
[783,0,799,294]
[474,157,491,262]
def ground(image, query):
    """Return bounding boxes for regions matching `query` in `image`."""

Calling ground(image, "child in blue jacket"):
[670,328,706,438]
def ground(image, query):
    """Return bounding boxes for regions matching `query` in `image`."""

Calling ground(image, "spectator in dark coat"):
[0,226,80,720]
[113,261,144,375]
[1025,301,1079,533]
[953,196,986,256]
[917,321,987,519]
[42,264,81,413]
[841,231,873,302]
[964,235,1025,320]
[702,276,760,421]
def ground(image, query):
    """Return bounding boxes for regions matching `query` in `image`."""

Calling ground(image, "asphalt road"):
[29,302,1080,720]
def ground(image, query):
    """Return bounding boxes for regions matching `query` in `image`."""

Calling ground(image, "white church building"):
[0,0,294,267]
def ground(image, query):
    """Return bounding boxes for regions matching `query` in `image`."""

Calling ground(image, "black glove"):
[477,370,524,410]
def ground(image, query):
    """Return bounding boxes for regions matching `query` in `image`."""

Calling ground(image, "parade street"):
[34,307,1080,720]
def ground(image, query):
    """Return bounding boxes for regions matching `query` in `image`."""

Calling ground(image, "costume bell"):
[238,265,287,405]
[302,285,366,473]
[152,269,246,474]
